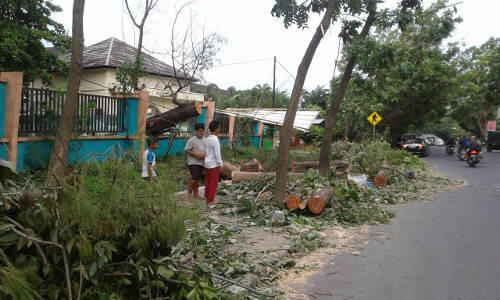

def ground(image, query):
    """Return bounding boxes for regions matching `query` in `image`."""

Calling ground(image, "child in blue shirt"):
[142,138,158,182]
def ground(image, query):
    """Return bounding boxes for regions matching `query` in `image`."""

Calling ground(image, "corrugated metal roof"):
[220,109,320,131]
[60,37,183,79]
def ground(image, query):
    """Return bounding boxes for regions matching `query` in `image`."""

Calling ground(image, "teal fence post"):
[0,82,5,138]
[118,97,138,136]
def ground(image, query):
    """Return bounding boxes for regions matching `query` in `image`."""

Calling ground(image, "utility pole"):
[272,55,276,108]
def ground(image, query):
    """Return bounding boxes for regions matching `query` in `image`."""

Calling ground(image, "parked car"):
[487,131,500,152]
[402,138,430,157]
[420,134,445,146]
[397,134,418,148]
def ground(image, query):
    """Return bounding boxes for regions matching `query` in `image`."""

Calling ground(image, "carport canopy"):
[218,109,320,131]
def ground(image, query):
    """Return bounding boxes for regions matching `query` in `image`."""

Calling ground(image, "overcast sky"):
[51,0,500,93]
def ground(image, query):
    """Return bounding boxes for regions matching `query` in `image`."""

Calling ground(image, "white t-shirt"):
[142,149,157,178]
[204,135,223,169]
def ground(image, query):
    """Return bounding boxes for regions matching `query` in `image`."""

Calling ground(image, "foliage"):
[333,0,461,143]
[114,56,147,95]
[301,85,330,110]
[451,37,500,139]
[0,0,71,85]
[296,125,324,146]
[0,151,213,299]
[215,84,290,109]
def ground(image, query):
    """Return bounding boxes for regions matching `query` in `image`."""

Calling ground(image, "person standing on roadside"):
[184,123,206,198]
[203,120,223,208]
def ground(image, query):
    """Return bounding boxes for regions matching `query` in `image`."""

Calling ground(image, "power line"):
[211,58,273,68]
[276,59,296,81]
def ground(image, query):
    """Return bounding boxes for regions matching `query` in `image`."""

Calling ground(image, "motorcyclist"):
[445,136,456,153]
[466,136,481,160]
[458,135,470,149]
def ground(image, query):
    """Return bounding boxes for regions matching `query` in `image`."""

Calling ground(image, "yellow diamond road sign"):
[367,111,382,126]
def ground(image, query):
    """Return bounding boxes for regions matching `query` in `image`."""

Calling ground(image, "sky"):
[51,0,500,93]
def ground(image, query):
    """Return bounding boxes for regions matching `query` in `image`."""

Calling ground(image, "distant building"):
[32,37,204,114]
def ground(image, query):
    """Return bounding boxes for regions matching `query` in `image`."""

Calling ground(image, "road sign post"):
[367,111,382,142]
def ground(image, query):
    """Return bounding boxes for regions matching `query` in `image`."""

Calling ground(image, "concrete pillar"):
[0,72,23,165]
[135,90,149,154]
[258,122,264,149]
[204,101,215,132]
[228,115,235,145]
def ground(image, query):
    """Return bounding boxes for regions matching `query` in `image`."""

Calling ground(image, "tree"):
[0,0,71,85]
[215,84,290,109]
[272,0,342,205]
[46,0,85,185]
[144,2,224,135]
[333,0,461,145]
[122,0,159,91]
[124,0,159,59]
[317,0,428,174]
[452,38,500,139]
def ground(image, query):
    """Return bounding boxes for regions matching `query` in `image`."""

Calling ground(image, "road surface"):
[298,147,500,300]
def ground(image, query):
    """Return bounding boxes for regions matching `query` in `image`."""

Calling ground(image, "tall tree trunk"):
[46,0,85,185]
[273,0,339,205]
[318,13,375,175]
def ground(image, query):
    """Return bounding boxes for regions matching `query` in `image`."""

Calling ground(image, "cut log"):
[373,170,387,187]
[146,101,202,135]
[307,186,334,215]
[290,160,349,173]
[220,161,239,179]
[231,171,304,183]
[240,158,263,172]
[285,194,301,210]
[290,161,319,173]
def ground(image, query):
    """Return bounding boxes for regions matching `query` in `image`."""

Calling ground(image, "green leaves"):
[0,0,71,85]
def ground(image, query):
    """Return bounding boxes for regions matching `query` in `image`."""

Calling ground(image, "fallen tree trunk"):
[306,186,334,215]
[146,102,202,135]
[232,171,304,184]
[220,161,239,179]
[290,160,349,173]
[240,159,263,172]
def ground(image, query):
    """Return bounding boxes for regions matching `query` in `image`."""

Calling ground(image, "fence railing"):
[19,88,126,136]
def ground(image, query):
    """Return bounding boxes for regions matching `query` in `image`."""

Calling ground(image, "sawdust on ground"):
[277,225,372,300]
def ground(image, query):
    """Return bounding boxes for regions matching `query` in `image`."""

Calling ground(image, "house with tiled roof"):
[33,37,204,113]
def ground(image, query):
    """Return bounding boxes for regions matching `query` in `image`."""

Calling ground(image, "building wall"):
[32,69,204,114]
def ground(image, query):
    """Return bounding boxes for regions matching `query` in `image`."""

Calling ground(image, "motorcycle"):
[466,149,480,167]
[457,146,467,161]
[445,144,455,156]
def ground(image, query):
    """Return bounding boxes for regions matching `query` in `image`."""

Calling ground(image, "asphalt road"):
[299,147,500,300]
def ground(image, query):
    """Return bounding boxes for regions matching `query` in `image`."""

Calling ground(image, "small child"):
[184,123,206,198]
[142,137,158,182]
[203,120,222,207]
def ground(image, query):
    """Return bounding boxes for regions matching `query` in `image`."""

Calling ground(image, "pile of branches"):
[0,152,230,299]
